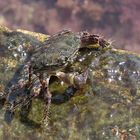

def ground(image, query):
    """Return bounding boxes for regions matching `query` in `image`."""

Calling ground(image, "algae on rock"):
[0,26,140,140]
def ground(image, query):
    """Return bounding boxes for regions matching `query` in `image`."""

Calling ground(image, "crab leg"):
[39,74,52,125]
[43,87,52,126]
[28,66,32,84]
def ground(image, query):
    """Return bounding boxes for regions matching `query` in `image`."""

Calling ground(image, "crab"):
[28,30,89,124]
[3,30,110,125]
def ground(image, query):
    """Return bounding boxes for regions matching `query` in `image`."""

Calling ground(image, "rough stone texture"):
[0,26,140,140]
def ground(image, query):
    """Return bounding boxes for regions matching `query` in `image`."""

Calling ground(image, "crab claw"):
[73,70,89,88]
[56,70,88,89]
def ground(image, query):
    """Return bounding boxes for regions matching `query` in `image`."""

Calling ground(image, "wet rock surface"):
[0,27,140,140]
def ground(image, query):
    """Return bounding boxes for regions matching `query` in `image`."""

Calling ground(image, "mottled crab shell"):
[31,30,81,73]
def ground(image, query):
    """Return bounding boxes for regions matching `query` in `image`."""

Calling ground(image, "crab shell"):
[31,30,81,74]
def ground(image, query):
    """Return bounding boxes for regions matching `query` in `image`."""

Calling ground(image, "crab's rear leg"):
[39,74,52,125]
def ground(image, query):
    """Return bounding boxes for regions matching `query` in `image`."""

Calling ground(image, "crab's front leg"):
[39,73,52,125]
